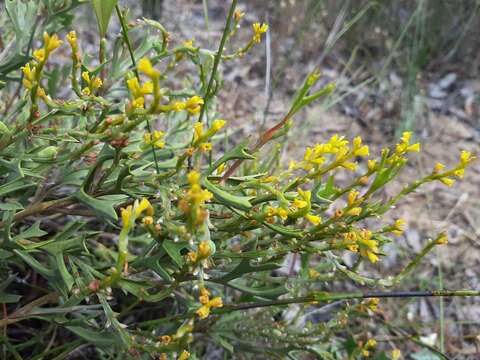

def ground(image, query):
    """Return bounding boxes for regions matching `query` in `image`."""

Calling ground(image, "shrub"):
[0,1,476,359]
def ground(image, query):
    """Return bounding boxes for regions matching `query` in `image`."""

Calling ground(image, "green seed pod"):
[37,146,58,159]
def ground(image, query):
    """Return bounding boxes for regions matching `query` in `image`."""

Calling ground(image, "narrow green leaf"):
[91,0,118,38]
[0,293,22,303]
[13,250,54,278]
[162,240,187,267]
[66,326,117,348]
[203,178,252,211]
[74,188,118,221]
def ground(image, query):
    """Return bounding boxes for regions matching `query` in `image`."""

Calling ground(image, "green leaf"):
[0,178,35,197]
[55,253,75,291]
[227,279,288,299]
[74,188,118,221]
[203,178,252,211]
[91,0,118,37]
[66,326,118,348]
[218,258,281,282]
[12,222,47,242]
[0,293,21,303]
[162,240,188,267]
[13,250,54,278]
[264,222,304,238]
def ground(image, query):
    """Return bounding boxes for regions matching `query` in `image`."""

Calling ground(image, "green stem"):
[197,0,237,124]
[115,4,160,175]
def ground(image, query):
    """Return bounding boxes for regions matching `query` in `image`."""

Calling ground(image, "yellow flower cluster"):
[81,71,103,96]
[21,63,36,90]
[361,338,377,357]
[391,218,406,236]
[291,134,369,172]
[192,119,226,152]
[266,188,321,225]
[395,131,420,155]
[66,31,80,64]
[143,130,165,149]
[127,77,153,109]
[187,240,213,264]
[33,32,63,63]
[179,171,213,226]
[120,198,154,231]
[22,32,63,90]
[196,287,223,319]
[252,23,268,43]
[343,229,379,263]
[434,150,475,187]
[163,95,204,115]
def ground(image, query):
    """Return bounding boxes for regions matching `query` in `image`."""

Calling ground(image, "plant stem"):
[115,4,160,175]
[217,289,480,313]
[197,0,237,124]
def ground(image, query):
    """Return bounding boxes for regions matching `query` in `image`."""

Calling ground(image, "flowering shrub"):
[0,1,476,359]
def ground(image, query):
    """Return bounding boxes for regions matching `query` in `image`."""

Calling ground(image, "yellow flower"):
[391,349,401,360]
[178,350,190,360]
[82,71,90,83]
[367,159,377,171]
[436,233,448,245]
[211,119,226,132]
[185,95,203,115]
[196,305,210,319]
[43,32,63,52]
[200,142,212,152]
[347,189,360,206]
[252,22,268,43]
[277,208,288,221]
[198,240,213,259]
[392,218,406,236]
[453,168,464,178]
[196,295,223,319]
[367,298,379,311]
[293,198,308,209]
[183,39,195,49]
[92,77,103,89]
[33,49,46,62]
[142,216,154,225]
[135,198,154,218]
[305,213,321,225]
[433,162,445,174]
[439,177,455,187]
[347,207,362,216]
[366,339,377,348]
[22,63,35,81]
[66,31,77,48]
[460,150,475,166]
[121,205,133,230]
[132,97,144,108]
[216,163,226,174]
[138,58,160,78]
[188,170,201,186]
[357,230,379,263]
[395,131,421,154]
[352,136,369,157]
[341,161,358,171]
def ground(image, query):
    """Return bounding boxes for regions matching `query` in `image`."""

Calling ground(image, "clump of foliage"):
[0,1,476,359]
